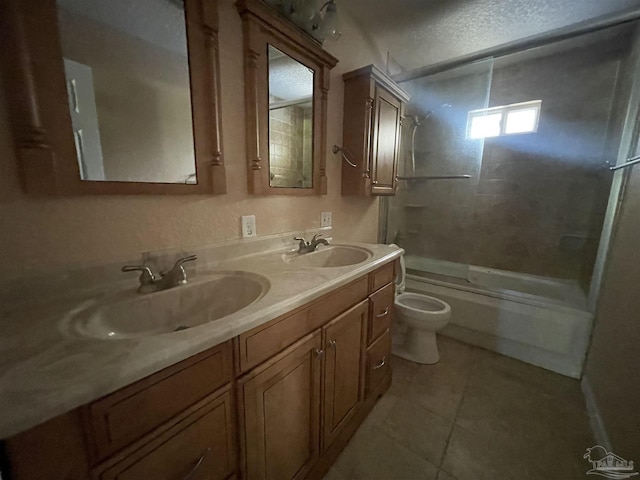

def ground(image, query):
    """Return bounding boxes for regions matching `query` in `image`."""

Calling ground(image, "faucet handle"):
[294,236,308,246]
[311,233,324,243]
[164,255,197,285]
[173,255,197,269]
[121,265,156,284]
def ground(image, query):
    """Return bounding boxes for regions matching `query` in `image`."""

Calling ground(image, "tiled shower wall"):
[393,26,633,289]
[269,103,312,188]
[471,41,622,286]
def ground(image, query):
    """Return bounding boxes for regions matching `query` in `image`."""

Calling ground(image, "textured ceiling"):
[269,46,314,101]
[341,0,640,73]
[56,0,187,55]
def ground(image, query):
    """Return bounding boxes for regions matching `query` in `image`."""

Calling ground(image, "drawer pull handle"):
[183,447,211,480]
[329,339,336,348]
[376,308,389,318]
[373,356,387,370]
[315,348,324,357]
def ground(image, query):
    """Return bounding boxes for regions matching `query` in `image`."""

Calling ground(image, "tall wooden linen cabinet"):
[340,65,410,196]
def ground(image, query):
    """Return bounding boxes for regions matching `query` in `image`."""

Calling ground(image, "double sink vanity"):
[0,236,402,480]
[0,0,408,476]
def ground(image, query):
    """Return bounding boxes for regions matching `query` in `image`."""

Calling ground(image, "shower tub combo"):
[404,256,594,378]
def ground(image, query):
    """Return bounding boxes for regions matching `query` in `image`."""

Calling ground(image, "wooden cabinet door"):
[371,86,402,195]
[5,411,90,480]
[241,332,322,480]
[322,300,367,449]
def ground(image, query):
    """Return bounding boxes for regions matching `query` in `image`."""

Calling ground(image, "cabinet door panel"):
[371,86,402,195]
[241,332,322,480]
[322,300,367,449]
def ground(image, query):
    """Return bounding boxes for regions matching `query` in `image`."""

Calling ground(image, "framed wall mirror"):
[237,0,338,195]
[0,0,225,195]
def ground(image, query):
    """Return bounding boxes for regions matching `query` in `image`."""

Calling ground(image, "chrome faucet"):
[122,255,197,294]
[294,234,330,254]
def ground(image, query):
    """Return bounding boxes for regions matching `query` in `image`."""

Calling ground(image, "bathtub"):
[404,255,594,378]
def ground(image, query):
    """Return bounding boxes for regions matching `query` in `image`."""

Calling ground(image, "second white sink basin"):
[284,245,373,268]
[62,271,269,340]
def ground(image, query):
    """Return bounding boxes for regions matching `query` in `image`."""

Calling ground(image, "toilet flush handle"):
[376,308,389,318]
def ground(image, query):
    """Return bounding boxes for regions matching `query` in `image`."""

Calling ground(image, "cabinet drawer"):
[238,276,368,373]
[98,388,235,480]
[368,282,394,345]
[309,276,369,326]
[87,341,232,461]
[369,262,394,293]
[366,329,391,396]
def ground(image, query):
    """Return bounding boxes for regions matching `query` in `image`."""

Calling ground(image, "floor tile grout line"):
[436,350,483,470]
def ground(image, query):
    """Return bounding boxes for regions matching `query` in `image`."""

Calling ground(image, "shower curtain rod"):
[610,154,640,171]
[392,7,640,83]
[396,175,471,181]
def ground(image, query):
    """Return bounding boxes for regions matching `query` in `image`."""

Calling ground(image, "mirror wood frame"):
[237,0,338,195]
[0,0,226,195]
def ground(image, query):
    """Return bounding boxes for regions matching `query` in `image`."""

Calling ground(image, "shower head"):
[412,104,451,126]
[423,103,451,120]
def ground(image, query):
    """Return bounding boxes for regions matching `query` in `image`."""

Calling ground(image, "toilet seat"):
[395,292,450,320]
[394,292,451,332]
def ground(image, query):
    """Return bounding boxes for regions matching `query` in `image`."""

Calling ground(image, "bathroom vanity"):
[0,239,401,480]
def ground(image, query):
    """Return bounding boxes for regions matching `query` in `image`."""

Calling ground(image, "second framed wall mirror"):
[237,0,338,195]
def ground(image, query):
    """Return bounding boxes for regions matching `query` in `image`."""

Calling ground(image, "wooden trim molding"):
[236,0,338,195]
[0,0,226,195]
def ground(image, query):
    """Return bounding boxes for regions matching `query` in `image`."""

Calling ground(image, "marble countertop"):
[0,238,402,439]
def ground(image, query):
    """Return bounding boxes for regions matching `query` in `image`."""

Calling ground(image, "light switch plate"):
[321,211,332,228]
[241,215,256,238]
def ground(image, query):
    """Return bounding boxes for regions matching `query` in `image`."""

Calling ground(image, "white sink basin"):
[62,271,269,340]
[283,245,373,268]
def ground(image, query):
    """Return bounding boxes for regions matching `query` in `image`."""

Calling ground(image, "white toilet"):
[393,255,451,364]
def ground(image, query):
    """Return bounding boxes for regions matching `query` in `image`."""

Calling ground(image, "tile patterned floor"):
[324,336,594,480]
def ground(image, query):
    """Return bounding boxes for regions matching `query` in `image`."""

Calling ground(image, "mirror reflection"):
[56,0,197,184]
[268,45,314,188]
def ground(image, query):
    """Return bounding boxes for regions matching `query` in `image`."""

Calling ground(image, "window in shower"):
[385,21,639,307]
[467,100,541,139]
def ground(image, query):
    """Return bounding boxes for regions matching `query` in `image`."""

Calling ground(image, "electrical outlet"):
[241,215,256,238]
[321,211,332,228]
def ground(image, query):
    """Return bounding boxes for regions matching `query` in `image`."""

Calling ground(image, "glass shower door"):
[386,59,493,281]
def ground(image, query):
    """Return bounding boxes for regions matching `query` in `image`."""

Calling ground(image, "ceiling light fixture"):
[265,0,341,43]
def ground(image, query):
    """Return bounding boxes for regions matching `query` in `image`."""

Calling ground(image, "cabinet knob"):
[373,356,387,370]
[183,447,211,480]
[376,307,389,318]
[328,339,337,348]
[315,348,324,357]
